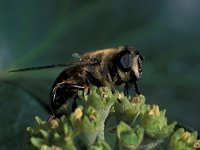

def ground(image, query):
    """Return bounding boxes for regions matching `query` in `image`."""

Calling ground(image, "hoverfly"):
[10,46,143,119]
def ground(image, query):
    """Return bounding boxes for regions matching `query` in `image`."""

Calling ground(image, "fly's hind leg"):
[72,94,79,112]
[50,82,84,119]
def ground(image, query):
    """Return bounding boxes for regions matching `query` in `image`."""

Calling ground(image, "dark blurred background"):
[0,0,200,149]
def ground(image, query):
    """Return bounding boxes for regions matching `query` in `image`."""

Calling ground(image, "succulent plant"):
[117,122,144,150]
[114,94,146,126]
[25,86,199,150]
[139,105,177,139]
[168,128,200,150]
[26,116,77,150]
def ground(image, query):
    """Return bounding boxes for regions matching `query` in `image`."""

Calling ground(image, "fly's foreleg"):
[133,81,140,95]
[124,82,130,96]
[124,81,140,96]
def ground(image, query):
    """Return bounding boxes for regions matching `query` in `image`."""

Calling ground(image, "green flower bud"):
[49,119,59,129]
[88,140,111,150]
[114,94,147,125]
[26,116,77,150]
[139,105,176,138]
[78,86,118,109]
[168,128,200,150]
[30,137,46,148]
[40,145,49,150]
[117,122,144,150]
[78,86,119,140]
[193,140,200,149]
[70,106,101,145]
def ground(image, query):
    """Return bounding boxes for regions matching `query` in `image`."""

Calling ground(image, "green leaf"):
[0,83,48,150]
[168,128,199,150]
[30,137,45,148]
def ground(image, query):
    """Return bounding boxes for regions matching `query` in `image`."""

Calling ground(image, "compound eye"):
[119,53,133,71]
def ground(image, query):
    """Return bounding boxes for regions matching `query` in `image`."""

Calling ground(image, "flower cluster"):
[26,86,199,150]
[139,105,177,139]
[168,128,200,150]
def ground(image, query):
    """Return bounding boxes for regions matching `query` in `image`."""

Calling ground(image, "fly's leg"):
[133,81,140,95]
[124,81,140,96]
[124,82,129,96]
[106,73,115,91]
[72,95,79,112]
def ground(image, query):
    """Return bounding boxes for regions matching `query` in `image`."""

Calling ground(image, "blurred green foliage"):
[0,0,200,149]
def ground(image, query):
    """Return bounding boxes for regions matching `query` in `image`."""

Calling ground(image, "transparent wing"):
[8,59,99,73]
[8,63,74,72]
